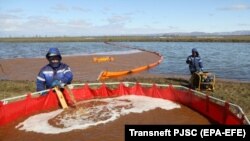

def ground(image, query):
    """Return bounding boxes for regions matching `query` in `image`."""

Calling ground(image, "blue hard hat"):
[46,48,62,60]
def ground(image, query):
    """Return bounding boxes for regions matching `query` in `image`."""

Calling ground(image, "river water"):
[0,42,249,81]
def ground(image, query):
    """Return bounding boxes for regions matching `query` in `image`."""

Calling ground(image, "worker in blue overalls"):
[36,48,73,94]
[186,48,204,89]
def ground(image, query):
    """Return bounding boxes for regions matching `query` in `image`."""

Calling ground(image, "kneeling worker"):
[36,48,73,94]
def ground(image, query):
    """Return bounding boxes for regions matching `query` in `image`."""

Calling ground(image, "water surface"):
[0,42,249,81]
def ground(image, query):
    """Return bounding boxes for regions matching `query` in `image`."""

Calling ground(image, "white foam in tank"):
[16,95,180,134]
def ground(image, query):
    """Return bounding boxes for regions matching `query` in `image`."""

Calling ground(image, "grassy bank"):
[1,35,250,42]
[0,77,250,120]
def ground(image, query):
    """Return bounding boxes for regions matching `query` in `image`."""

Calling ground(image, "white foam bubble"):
[16,95,180,134]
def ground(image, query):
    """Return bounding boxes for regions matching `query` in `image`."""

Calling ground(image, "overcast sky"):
[1,0,250,37]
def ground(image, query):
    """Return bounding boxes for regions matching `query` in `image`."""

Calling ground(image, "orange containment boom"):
[97,56,163,80]
[93,56,114,63]
[97,42,164,80]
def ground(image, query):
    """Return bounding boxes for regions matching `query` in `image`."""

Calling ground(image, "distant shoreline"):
[0,35,250,42]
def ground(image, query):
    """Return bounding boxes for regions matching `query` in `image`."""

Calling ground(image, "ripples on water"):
[121,42,250,82]
[0,42,249,81]
[0,42,140,59]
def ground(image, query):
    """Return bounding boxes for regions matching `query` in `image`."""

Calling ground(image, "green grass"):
[1,77,249,120]
[0,80,36,100]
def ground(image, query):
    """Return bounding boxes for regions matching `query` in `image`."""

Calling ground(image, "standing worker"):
[36,48,73,94]
[186,48,204,89]
[186,48,204,75]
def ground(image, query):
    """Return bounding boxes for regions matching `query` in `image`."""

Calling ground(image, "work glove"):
[51,80,65,88]
[186,57,191,64]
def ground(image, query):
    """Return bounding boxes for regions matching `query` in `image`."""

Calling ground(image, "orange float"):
[93,56,114,63]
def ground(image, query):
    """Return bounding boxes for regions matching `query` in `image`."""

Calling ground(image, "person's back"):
[186,48,204,75]
[36,48,73,93]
